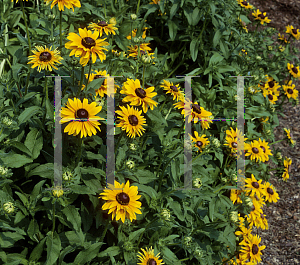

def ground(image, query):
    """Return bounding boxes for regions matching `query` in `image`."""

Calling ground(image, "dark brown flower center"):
[292,67,298,74]
[252,182,259,189]
[97,21,108,26]
[267,187,274,195]
[260,146,266,152]
[135,87,146,98]
[260,82,265,87]
[196,141,203,147]
[82,37,96,49]
[39,52,52,62]
[116,192,130,205]
[252,244,259,255]
[232,142,238,148]
[242,1,248,6]
[268,81,274,88]
[292,29,298,35]
[170,85,178,92]
[75,108,89,120]
[252,147,259,154]
[128,115,139,126]
[94,75,102,79]
[192,104,201,114]
[287,88,293,94]
[268,94,273,100]
[258,13,266,19]
[147,259,157,265]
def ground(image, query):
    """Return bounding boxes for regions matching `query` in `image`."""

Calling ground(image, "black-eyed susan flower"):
[245,140,264,162]
[257,213,268,230]
[257,138,272,162]
[137,246,164,265]
[265,76,280,95]
[282,80,298,100]
[126,28,148,40]
[282,169,289,181]
[160,80,184,102]
[99,180,142,223]
[284,156,292,172]
[65,28,109,67]
[127,44,153,59]
[116,105,147,138]
[286,25,300,40]
[265,91,278,104]
[27,46,63,72]
[230,189,243,204]
[190,131,210,152]
[190,102,213,128]
[284,128,296,146]
[252,9,271,25]
[278,33,290,43]
[235,225,252,241]
[120,79,157,113]
[173,96,192,117]
[287,63,300,79]
[60,97,104,138]
[88,20,118,37]
[244,174,264,199]
[239,234,266,264]
[224,127,248,154]
[278,45,285,52]
[81,70,119,97]
[237,0,253,9]
[44,0,81,12]
[262,182,279,203]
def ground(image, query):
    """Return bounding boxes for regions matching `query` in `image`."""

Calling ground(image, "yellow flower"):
[252,9,271,25]
[244,174,265,200]
[88,21,118,37]
[265,91,278,105]
[282,169,289,181]
[284,128,296,146]
[127,44,153,59]
[237,0,253,9]
[278,33,290,43]
[160,80,184,102]
[244,140,264,162]
[257,138,272,162]
[27,46,63,72]
[52,186,64,198]
[44,0,81,12]
[99,180,142,223]
[284,156,292,172]
[239,234,266,264]
[282,80,298,100]
[137,246,164,265]
[262,182,280,203]
[230,189,243,204]
[126,28,148,40]
[65,28,109,67]
[286,25,300,40]
[189,131,210,152]
[287,63,300,79]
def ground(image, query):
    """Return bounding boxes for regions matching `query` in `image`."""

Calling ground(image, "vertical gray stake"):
[106,77,115,188]
[54,76,62,187]
[175,75,199,190]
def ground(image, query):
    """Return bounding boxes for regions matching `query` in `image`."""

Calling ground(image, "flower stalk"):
[60,11,63,48]
[100,219,109,242]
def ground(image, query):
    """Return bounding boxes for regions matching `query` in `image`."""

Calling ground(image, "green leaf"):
[27,163,54,179]
[73,242,103,264]
[161,247,180,263]
[0,232,25,248]
[215,152,224,167]
[217,65,236,73]
[170,1,179,19]
[98,246,121,258]
[29,237,46,262]
[46,98,54,121]
[128,228,145,242]
[24,128,43,160]
[18,106,42,124]
[190,38,200,62]
[134,169,157,184]
[30,180,46,201]
[9,141,32,157]
[15,92,37,108]
[116,147,126,168]
[45,232,61,265]
[213,30,222,48]
[209,2,216,16]
[209,197,216,221]
[143,4,158,20]
[27,219,39,241]
[191,7,201,26]
[0,153,33,168]
[134,183,157,198]
[167,20,178,41]
[168,200,184,221]
[209,53,224,66]
[62,205,82,232]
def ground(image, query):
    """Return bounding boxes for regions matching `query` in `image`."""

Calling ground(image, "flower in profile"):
[262,182,279,203]
[237,0,253,9]
[257,213,268,230]
[120,79,157,113]
[99,180,142,223]
[65,28,109,67]
[127,44,153,59]
[44,0,81,12]
[287,63,300,79]
[126,28,148,40]
[116,105,147,138]
[252,9,271,25]
[230,189,243,204]
[284,156,292,172]
[278,33,290,43]
[283,128,296,146]
[160,80,184,102]
[282,169,289,181]
[189,131,210,152]
[27,46,63,72]
[137,246,164,265]
[282,80,298,100]
[88,20,118,37]
[257,138,272,162]
[235,225,252,241]
[60,98,104,138]
[189,102,213,128]
[286,25,300,40]
[245,140,264,162]
[239,234,266,264]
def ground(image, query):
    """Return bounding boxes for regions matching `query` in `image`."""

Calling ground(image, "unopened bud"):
[256,56,262,61]
[141,54,151,64]
[3,202,15,214]
[130,14,137,20]
[126,160,135,169]
[52,186,63,198]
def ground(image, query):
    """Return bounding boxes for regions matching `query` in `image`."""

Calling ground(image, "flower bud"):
[230,211,239,223]
[0,165,9,176]
[109,17,117,26]
[248,86,256,94]
[123,241,134,252]
[276,152,282,160]
[245,197,253,208]
[130,14,137,20]
[2,116,12,126]
[212,138,220,148]
[126,160,135,169]
[267,46,273,51]
[256,56,262,61]
[278,45,285,52]
[249,38,255,43]
[193,246,204,258]
[193,178,202,188]
[70,58,78,66]
[133,37,142,44]
[141,54,152,64]
[129,143,137,151]
[63,171,73,181]
[160,208,171,221]
[3,202,14,214]
[232,173,237,182]
[52,186,64,198]
[48,14,56,20]
[183,236,193,248]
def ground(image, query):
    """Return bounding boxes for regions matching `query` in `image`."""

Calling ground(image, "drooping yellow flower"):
[27,46,63,72]
[65,28,109,66]
[278,33,290,43]
[244,174,265,200]
[283,128,296,146]
[44,0,81,12]
[286,25,300,40]
[88,20,118,37]
[99,180,142,223]
[252,9,271,25]
[239,18,248,33]
[127,44,153,59]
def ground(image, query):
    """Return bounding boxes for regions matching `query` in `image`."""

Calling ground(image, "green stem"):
[100,219,109,242]
[77,66,85,97]
[60,11,62,48]
[179,258,190,262]
[173,123,184,150]
[136,0,141,14]
[103,0,106,18]
[141,135,149,151]
[86,60,92,90]
[137,217,159,247]
[75,136,83,169]
[42,71,48,125]
[115,130,125,151]
[20,0,32,96]
[142,64,146,89]
[52,202,56,234]
[159,98,167,112]
[269,139,285,145]
[158,148,183,192]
